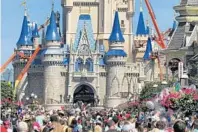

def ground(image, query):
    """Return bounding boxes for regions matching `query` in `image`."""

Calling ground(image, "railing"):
[73,72,95,77]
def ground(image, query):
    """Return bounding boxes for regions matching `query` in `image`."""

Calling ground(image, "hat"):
[58,110,64,115]
[69,109,75,115]
[23,114,31,121]
[96,120,102,125]
[185,117,189,121]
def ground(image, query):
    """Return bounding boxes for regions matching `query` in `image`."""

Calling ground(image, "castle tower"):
[28,22,45,104]
[61,0,135,61]
[42,5,66,108]
[13,8,33,100]
[32,23,40,48]
[165,0,198,79]
[134,0,149,62]
[105,11,128,108]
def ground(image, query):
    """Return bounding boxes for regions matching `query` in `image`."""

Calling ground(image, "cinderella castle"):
[13,0,195,109]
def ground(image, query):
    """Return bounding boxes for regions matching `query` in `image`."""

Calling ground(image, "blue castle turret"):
[109,11,125,43]
[32,23,40,38]
[16,12,33,46]
[143,37,153,60]
[136,2,147,35]
[45,10,60,41]
[106,11,127,57]
[105,11,128,108]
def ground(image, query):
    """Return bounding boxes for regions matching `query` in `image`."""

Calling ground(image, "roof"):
[136,11,146,35]
[73,14,95,52]
[106,49,127,57]
[16,15,33,46]
[180,0,198,5]
[99,58,105,66]
[63,58,69,65]
[167,22,185,50]
[45,10,60,41]
[109,11,125,43]
[143,37,153,60]
[32,23,40,38]
[146,25,150,35]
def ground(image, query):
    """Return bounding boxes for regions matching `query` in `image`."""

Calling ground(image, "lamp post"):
[25,93,37,111]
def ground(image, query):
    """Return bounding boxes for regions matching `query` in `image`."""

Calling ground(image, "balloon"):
[146,101,155,110]
[190,84,196,90]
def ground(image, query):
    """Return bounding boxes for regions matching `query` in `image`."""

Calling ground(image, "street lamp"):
[153,84,158,88]
[161,81,168,85]
[26,97,29,101]
[31,93,35,97]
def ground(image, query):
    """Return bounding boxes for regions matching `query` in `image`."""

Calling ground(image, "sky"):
[1,0,179,68]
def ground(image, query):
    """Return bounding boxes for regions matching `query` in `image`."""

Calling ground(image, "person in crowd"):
[36,111,45,127]
[173,120,187,132]
[192,120,198,132]
[50,115,64,132]
[121,121,137,132]
[17,121,28,132]
[94,120,103,132]
[151,120,166,132]
[112,116,121,131]
[0,120,10,132]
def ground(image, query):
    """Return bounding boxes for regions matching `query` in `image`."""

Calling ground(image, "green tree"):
[1,81,13,107]
[188,63,198,88]
[140,81,173,101]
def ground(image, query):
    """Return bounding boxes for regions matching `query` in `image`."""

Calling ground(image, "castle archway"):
[73,84,95,106]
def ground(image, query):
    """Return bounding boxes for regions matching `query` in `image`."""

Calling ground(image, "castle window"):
[121,20,125,27]
[86,58,93,72]
[60,95,62,103]
[75,58,83,72]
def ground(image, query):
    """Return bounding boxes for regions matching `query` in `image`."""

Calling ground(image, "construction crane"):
[144,0,172,81]
[0,18,49,73]
[14,46,41,98]
[144,0,166,49]
[0,51,29,73]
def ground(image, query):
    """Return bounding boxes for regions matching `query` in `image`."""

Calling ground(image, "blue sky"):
[1,0,179,67]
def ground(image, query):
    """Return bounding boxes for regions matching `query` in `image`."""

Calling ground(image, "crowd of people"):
[1,102,198,132]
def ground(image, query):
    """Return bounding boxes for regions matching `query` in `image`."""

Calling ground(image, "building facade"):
[13,0,169,109]
[164,0,198,80]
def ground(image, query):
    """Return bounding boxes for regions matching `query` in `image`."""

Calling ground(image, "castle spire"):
[16,0,32,46]
[32,23,40,38]
[45,1,60,41]
[140,0,143,12]
[136,0,146,35]
[143,37,153,60]
[52,0,54,11]
[109,11,125,43]
[106,11,126,57]
[146,19,150,34]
